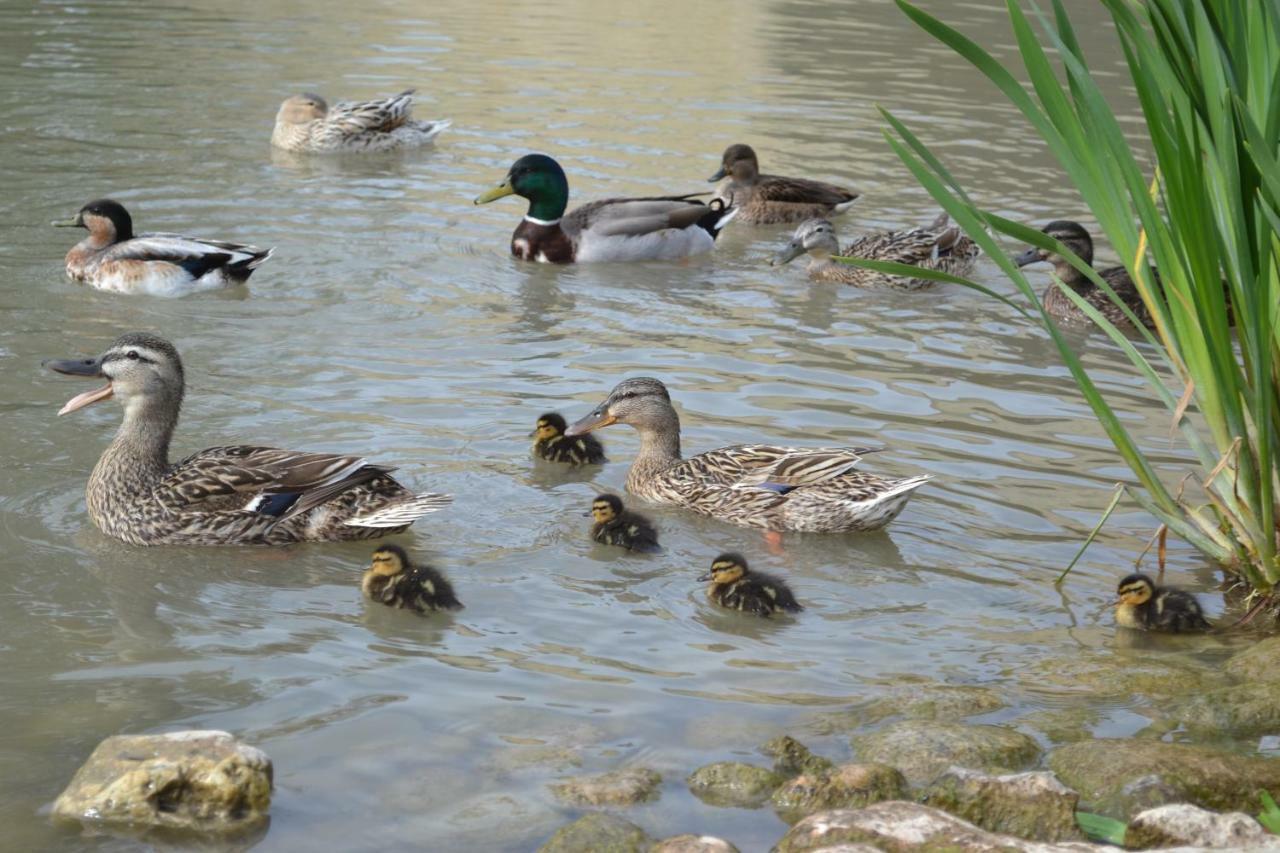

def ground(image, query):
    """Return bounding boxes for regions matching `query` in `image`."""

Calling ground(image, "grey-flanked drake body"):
[271,90,450,153]
[709,144,858,225]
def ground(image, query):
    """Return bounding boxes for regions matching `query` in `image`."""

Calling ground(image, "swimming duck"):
[698,553,801,617]
[1014,220,1157,330]
[590,493,660,553]
[532,412,606,466]
[709,144,858,226]
[565,378,930,533]
[474,153,736,263]
[44,332,451,546]
[362,544,462,613]
[1115,573,1211,633]
[271,90,450,153]
[54,199,273,297]
[772,214,979,290]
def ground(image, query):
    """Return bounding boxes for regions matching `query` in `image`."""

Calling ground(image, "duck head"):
[566,377,676,436]
[772,218,839,265]
[44,332,185,418]
[709,144,760,183]
[1014,220,1095,269]
[697,552,749,583]
[531,412,568,442]
[1116,573,1155,607]
[590,493,623,525]
[475,153,570,222]
[52,199,134,245]
[368,544,409,578]
[276,93,329,125]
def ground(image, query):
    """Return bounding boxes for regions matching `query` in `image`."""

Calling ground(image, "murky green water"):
[0,0,1256,849]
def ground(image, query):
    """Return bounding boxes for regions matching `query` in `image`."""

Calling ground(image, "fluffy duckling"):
[271,90,450,153]
[698,553,802,617]
[362,545,462,613]
[532,412,607,466]
[709,144,858,225]
[1115,573,1211,633]
[590,493,660,553]
[54,199,273,297]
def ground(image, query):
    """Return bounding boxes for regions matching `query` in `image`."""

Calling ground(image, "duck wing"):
[564,194,712,238]
[327,89,415,134]
[669,444,880,488]
[754,174,857,206]
[103,233,272,276]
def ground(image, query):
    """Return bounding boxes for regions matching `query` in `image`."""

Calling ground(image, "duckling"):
[590,493,660,553]
[698,553,802,617]
[362,544,462,613]
[532,412,606,466]
[271,90,450,153]
[1115,573,1211,633]
[54,199,273,297]
[709,144,858,225]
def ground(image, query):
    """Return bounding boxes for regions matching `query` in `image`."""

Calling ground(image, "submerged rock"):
[760,735,834,777]
[52,730,271,833]
[1021,652,1227,699]
[807,683,1005,734]
[538,813,651,853]
[649,834,740,853]
[549,767,661,807]
[923,767,1081,842]
[1017,708,1100,746]
[851,720,1040,785]
[1048,738,1280,816]
[1124,803,1272,849]
[1176,681,1280,737]
[1224,636,1280,683]
[686,761,785,808]
[771,763,907,824]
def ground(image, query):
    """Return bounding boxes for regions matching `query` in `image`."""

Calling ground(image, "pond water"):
[0,0,1256,849]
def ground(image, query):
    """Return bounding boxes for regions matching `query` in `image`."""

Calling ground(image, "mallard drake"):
[271,90,450,153]
[1115,573,1211,633]
[589,493,660,553]
[709,144,858,226]
[44,332,451,546]
[565,378,930,533]
[54,199,273,297]
[772,214,979,290]
[474,153,736,263]
[698,553,801,617]
[532,412,606,465]
[1014,220,1157,329]
[362,544,462,613]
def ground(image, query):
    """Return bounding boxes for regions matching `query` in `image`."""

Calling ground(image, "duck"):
[271,90,450,153]
[43,332,451,546]
[589,493,660,553]
[362,544,462,613]
[698,553,802,617]
[772,214,979,290]
[565,377,930,533]
[709,144,858,226]
[532,412,606,466]
[54,199,273,297]
[1014,220,1157,329]
[1115,573,1211,633]
[474,153,736,263]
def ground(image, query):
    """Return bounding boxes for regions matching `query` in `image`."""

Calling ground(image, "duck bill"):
[565,408,616,436]
[707,167,727,182]
[43,356,112,415]
[771,241,805,266]
[696,571,712,582]
[1013,247,1041,267]
[474,179,515,205]
[51,213,84,228]
[57,383,113,415]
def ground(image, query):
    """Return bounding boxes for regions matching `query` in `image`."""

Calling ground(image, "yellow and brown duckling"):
[698,553,802,617]
[532,412,607,466]
[709,144,858,225]
[590,493,660,553]
[1115,573,1210,633]
[362,544,462,613]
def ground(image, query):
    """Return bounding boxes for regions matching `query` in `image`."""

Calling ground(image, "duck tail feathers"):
[344,492,453,528]
[877,474,933,501]
[699,199,738,239]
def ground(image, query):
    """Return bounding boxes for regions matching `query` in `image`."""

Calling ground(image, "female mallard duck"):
[709,144,858,226]
[532,412,606,465]
[44,332,451,546]
[474,153,736,263]
[362,545,462,613]
[590,493,660,553]
[271,90,450,153]
[54,199,273,297]
[698,553,801,617]
[772,214,979,290]
[1014,220,1156,329]
[565,378,930,533]
[1115,573,1211,633]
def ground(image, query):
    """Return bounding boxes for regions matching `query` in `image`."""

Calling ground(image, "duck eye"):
[126,350,139,360]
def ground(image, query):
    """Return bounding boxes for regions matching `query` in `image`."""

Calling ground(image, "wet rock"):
[1124,803,1272,849]
[549,767,661,807]
[761,735,834,777]
[851,720,1040,785]
[649,834,739,853]
[771,763,907,824]
[1018,708,1099,746]
[772,801,1101,852]
[52,730,271,833]
[1176,681,1280,737]
[1021,653,1227,699]
[806,684,1005,734]
[1224,636,1280,683]
[924,767,1081,842]
[538,813,651,853]
[1048,738,1280,817]
[686,761,785,808]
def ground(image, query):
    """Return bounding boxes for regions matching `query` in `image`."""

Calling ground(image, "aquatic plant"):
[847,0,1280,600]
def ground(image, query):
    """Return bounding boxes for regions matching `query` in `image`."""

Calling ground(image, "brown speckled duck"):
[44,333,451,546]
[1115,573,1211,633]
[362,545,462,613]
[709,144,858,225]
[698,553,802,617]
[271,90,450,153]
[532,412,606,466]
